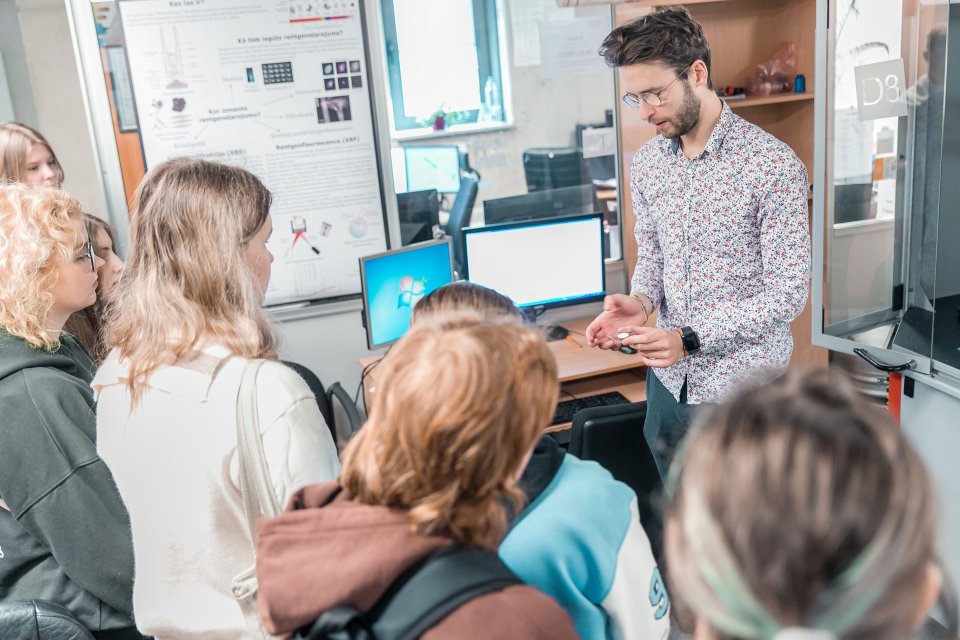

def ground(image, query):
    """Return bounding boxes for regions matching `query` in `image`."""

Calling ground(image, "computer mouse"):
[618,344,637,355]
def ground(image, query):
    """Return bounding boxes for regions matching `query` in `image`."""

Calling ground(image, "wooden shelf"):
[724,92,814,108]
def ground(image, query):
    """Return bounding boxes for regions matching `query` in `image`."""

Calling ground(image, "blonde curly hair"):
[0,183,85,349]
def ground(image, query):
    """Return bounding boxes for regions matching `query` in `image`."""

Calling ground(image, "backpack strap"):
[369,544,521,640]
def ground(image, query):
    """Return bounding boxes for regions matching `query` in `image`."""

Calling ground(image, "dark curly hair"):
[598,6,712,88]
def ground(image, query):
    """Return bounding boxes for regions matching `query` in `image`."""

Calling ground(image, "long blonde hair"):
[105,158,277,401]
[340,313,557,549]
[666,368,941,640]
[0,183,84,348]
[0,122,64,185]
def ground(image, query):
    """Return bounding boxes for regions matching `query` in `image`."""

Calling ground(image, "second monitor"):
[463,213,606,311]
[482,184,597,226]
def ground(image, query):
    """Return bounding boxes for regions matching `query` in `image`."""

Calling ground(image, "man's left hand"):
[618,326,685,368]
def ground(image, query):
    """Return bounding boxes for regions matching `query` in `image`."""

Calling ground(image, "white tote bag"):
[231,360,281,640]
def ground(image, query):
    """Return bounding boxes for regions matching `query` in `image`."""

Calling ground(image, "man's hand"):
[586,294,648,349]
[619,326,685,368]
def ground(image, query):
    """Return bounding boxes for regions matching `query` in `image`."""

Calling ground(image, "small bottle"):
[794,74,806,93]
[482,76,502,122]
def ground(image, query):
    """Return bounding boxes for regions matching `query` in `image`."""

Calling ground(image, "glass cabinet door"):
[814,0,959,377]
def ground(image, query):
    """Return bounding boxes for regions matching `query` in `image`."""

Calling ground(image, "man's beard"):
[661,82,701,139]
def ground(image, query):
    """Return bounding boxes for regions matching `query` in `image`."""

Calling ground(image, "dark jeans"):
[643,371,702,485]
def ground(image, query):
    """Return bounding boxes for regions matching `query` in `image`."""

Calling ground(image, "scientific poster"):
[119,0,387,305]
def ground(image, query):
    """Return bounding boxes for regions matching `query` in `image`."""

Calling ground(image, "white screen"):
[405,146,461,193]
[464,216,604,307]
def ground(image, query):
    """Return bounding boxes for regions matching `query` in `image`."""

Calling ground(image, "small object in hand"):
[617,331,632,340]
[618,345,638,355]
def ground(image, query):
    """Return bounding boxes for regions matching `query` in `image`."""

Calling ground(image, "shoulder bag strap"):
[236,359,282,542]
[369,545,521,640]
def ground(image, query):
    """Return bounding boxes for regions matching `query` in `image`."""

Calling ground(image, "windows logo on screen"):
[397,275,427,309]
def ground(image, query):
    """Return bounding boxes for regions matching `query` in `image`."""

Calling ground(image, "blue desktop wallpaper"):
[364,242,453,347]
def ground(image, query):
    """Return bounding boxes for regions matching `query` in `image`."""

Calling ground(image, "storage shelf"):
[724,92,814,108]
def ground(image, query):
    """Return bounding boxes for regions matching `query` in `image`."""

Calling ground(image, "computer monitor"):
[522,147,585,192]
[396,189,440,246]
[482,184,597,226]
[390,146,461,194]
[405,145,461,193]
[359,238,455,350]
[463,213,605,311]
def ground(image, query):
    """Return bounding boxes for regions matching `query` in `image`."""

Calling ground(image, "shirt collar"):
[664,100,735,157]
[92,344,233,402]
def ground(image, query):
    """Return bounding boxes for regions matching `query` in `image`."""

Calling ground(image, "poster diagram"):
[119,0,386,305]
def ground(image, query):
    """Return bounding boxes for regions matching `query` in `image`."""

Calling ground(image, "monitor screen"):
[359,238,455,349]
[463,214,605,310]
[405,146,461,193]
[482,184,597,226]
[396,189,440,246]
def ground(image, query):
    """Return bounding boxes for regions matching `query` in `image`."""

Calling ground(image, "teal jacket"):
[501,436,670,640]
[0,330,135,631]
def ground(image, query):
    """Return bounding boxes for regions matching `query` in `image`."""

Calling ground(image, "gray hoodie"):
[0,330,135,631]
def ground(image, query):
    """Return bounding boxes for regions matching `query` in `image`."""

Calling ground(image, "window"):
[380,0,508,134]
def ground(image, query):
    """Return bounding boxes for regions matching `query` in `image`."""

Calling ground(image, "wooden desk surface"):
[549,317,647,382]
[359,316,647,431]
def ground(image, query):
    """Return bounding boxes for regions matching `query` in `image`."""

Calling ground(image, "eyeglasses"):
[622,64,693,109]
[76,240,96,272]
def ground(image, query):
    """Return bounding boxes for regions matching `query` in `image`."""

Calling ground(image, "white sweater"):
[93,347,340,640]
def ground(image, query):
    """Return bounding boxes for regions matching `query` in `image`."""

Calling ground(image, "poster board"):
[118,0,388,306]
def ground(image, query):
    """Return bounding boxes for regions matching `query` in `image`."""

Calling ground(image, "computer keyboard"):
[551,391,631,425]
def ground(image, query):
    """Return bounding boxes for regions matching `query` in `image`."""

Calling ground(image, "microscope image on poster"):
[316,96,352,123]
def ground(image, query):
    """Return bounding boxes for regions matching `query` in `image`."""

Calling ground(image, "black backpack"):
[292,545,521,640]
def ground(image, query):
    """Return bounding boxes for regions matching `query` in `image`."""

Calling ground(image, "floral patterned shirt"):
[630,103,810,404]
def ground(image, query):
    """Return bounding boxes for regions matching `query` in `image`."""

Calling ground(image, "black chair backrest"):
[326,382,364,443]
[282,360,337,450]
[445,173,479,275]
[0,600,95,640]
[569,401,664,564]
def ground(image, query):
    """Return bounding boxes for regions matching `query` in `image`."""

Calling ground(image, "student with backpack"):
[255,313,578,639]
[412,282,671,640]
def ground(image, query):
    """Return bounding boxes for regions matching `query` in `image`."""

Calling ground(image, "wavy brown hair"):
[0,122,65,185]
[599,6,712,87]
[0,183,84,349]
[105,158,277,403]
[666,368,941,640]
[340,313,557,549]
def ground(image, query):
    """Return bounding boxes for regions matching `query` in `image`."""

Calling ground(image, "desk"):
[358,317,646,432]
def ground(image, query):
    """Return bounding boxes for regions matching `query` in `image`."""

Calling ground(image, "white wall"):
[9,0,108,216]
[0,0,37,123]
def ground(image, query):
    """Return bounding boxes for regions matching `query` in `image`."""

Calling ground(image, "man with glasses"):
[586,7,810,481]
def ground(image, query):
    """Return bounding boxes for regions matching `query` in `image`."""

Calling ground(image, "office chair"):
[282,360,349,451]
[0,600,95,640]
[443,173,479,275]
[327,382,364,443]
[569,401,665,564]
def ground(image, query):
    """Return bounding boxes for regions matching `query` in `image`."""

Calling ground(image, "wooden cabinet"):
[614,0,827,368]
